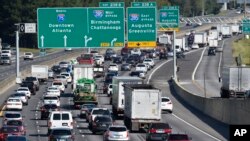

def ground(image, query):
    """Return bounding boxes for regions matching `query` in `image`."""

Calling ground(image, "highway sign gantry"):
[159,6,180,32]
[127,7,157,48]
[37,7,124,48]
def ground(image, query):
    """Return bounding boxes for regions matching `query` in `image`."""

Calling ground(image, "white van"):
[48,111,73,131]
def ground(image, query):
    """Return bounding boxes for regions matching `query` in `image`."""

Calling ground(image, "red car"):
[5,120,26,135]
[168,134,192,141]
[0,126,24,141]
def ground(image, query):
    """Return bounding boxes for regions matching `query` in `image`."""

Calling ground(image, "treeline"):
[0,0,221,48]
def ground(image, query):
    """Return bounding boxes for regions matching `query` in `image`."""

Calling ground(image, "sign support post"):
[173,31,177,80]
[16,30,20,78]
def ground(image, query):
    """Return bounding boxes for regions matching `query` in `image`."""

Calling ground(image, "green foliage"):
[0,0,222,48]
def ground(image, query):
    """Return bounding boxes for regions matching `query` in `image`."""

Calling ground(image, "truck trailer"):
[123,84,161,132]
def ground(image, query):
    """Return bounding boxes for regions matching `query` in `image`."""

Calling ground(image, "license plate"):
[102,124,106,127]
[156,129,164,133]
[62,123,68,126]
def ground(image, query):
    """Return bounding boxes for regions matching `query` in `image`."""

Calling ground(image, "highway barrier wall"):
[172,79,250,124]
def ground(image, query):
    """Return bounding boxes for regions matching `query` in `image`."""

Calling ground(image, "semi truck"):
[193,32,207,48]
[231,24,240,35]
[31,65,48,82]
[220,67,250,98]
[73,64,93,89]
[123,84,161,132]
[221,25,232,38]
[73,78,98,109]
[112,76,143,117]
[175,37,188,52]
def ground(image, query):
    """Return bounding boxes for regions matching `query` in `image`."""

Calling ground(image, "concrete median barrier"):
[172,78,250,124]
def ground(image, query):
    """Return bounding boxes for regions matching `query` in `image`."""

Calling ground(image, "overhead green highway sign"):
[242,18,250,33]
[37,7,124,48]
[127,7,156,48]
[159,6,179,32]
[99,2,124,7]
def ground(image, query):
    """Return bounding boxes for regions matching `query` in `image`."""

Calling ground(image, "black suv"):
[146,122,172,141]
[90,115,113,134]
[20,81,36,95]
[40,104,58,119]
[113,56,123,64]
[208,47,216,56]
[24,77,39,90]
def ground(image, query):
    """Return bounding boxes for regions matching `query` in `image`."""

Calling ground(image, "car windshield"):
[48,87,58,90]
[1,127,20,133]
[59,62,68,65]
[95,56,102,58]
[25,77,36,81]
[1,57,10,60]
[7,120,23,126]
[92,109,110,115]
[13,93,26,97]
[17,88,28,91]
[53,82,62,85]
[8,99,21,102]
[137,65,145,67]
[6,136,27,141]
[109,127,127,132]
[61,73,70,76]
[44,97,58,100]
[52,129,71,135]
[2,51,9,53]
[81,104,96,109]
[56,76,66,79]
[162,98,170,102]
[5,113,21,118]
[25,53,32,55]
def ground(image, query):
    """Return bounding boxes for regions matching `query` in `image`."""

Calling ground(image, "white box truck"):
[231,24,240,35]
[220,67,250,98]
[112,76,143,117]
[221,25,232,38]
[123,84,161,132]
[208,30,219,40]
[194,32,207,47]
[73,64,93,89]
[31,65,48,82]
[175,37,188,52]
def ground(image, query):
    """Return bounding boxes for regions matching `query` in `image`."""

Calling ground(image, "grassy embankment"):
[19,48,61,54]
[232,38,250,66]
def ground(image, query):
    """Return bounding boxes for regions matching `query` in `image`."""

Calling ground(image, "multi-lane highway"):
[0,44,230,141]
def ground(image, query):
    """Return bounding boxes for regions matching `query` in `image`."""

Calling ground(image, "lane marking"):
[172,114,221,141]
[218,39,227,78]
[191,47,207,81]
[147,47,222,140]
[0,105,6,117]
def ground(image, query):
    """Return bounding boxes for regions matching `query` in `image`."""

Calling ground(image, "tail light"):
[48,122,52,127]
[168,102,172,104]
[149,128,156,133]
[92,122,97,127]
[164,129,172,133]
[125,131,129,137]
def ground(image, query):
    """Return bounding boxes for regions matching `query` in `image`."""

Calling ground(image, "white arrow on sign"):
[40,35,44,47]
[64,35,67,47]
[84,35,92,47]
[111,38,117,47]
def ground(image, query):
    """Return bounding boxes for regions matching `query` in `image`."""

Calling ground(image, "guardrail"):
[172,76,250,124]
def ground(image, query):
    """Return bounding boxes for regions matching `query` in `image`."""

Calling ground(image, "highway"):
[0,46,230,141]
[0,50,77,81]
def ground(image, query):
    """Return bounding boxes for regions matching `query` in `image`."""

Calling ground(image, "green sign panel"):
[132,2,156,7]
[159,6,179,31]
[99,2,124,7]
[37,7,124,48]
[242,19,250,33]
[127,7,156,48]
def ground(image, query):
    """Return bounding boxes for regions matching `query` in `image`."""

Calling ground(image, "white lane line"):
[192,47,207,80]
[147,47,221,140]
[147,48,202,84]
[172,114,221,141]
[218,39,227,78]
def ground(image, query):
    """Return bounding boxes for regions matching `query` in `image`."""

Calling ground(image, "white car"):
[143,58,155,68]
[4,112,23,122]
[23,52,34,60]
[103,125,130,141]
[5,98,23,111]
[135,63,148,73]
[43,95,60,107]
[90,50,99,57]
[130,49,141,56]
[1,50,11,57]
[167,51,174,57]
[54,75,68,87]
[47,86,61,97]
[51,81,65,93]
[60,72,72,83]
[48,111,74,130]
[108,64,119,72]
[161,97,173,113]
[64,47,72,51]
[11,93,28,105]
[16,87,31,99]
[94,55,104,64]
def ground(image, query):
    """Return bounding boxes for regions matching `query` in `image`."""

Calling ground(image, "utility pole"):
[202,0,205,16]
[244,0,247,18]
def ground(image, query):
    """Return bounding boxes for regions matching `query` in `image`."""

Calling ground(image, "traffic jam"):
[0,46,192,141]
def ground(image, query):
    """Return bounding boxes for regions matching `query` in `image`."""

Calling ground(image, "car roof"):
[149,122,171,128]
[5,111,21,114]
